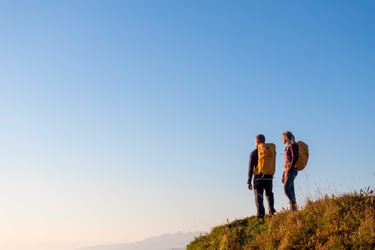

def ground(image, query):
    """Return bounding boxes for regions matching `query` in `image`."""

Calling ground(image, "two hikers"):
[248,131,304,222]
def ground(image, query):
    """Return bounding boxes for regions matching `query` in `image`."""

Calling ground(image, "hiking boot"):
[269,209,276,217]
[257,217,265,224]
[291,203,298,211]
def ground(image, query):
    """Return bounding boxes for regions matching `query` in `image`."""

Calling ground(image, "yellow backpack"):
[255,143,276,176]
[295,141,309,171]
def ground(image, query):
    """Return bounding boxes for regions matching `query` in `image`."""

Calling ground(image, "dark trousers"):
[253,178,276,218]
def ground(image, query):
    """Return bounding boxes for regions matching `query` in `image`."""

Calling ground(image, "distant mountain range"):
[77,231,204,250]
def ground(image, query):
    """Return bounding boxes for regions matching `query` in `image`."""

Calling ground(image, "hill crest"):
[187,189,374,250]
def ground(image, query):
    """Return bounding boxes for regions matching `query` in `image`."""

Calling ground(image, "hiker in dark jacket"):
[248,134,276,223]
[282,131,299,211]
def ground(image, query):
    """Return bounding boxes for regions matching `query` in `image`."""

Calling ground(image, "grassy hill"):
[187,188,374,250]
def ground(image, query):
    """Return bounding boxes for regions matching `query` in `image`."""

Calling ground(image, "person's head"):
[255,134,265,146]
[282,131,295,145]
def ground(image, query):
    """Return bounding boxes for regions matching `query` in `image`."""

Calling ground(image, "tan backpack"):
[295,141,309,171]
[255,143,276,176]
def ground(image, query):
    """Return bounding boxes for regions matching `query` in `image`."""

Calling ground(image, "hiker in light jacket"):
[248,134,276,223]
[282,131,299,211]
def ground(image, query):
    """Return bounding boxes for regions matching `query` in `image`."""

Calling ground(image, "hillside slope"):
[187,189,374,250]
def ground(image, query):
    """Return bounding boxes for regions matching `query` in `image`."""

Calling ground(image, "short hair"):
[256,134,266,143]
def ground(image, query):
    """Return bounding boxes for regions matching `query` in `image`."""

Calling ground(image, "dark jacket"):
[248,148,273,184]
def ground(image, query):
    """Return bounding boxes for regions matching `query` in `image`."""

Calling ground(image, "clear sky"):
[0,1,374,250]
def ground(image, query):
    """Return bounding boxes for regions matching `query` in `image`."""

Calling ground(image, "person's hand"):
[284,163,291,171]
[248,184,253,190]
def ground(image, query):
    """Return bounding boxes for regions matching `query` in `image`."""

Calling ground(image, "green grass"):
[187,188,374,250]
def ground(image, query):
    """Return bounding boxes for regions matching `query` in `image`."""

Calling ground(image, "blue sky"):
[0,1,374,250]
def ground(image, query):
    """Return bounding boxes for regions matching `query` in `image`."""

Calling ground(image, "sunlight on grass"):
[187,187,374,250]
